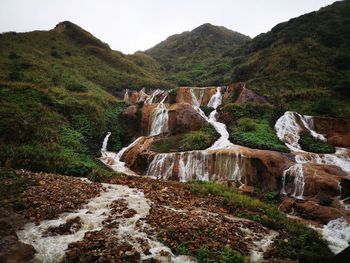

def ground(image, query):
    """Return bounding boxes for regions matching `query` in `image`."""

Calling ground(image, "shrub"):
[179,124,219,151]
[219,248,244,263]
[236,118,257,132]
[65,82,88,92]
[299,132,335,153]
[200,105,214,116]
[318,196,332,206]
[51,50,62,59]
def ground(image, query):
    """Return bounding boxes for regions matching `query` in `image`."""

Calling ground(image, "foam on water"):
[322,218,350,254]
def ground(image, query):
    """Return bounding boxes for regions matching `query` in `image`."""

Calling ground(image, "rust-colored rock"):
[224,82,268,105]
[312,116,350,147]
[168,103,206,134]
[280,197,349,224]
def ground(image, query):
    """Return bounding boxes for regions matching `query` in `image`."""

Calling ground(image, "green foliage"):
[152,124,219,153]
[200,105,214,116]
[176,242,191,256]
[299,132,335,153]
[230,119,289,152]
[179,124,219,151]
[219,248,244,263]
[318,196,332,206]
[0,168,37,210]
[146,23,250,86]
[221,103,288,152]
[264,191,280,203]
[236,118,257,132]
[189,181,333,263]
[65,82,87,92]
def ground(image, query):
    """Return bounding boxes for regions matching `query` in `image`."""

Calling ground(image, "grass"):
[220,103,289,152]
[188,181,333,263]
[151,124,219,153]
[175,242,245,263]
[299,132,336,153]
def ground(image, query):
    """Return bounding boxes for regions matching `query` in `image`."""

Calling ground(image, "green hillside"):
[0,21,171,177]
[145,23,250,86]
[227,0,350,117]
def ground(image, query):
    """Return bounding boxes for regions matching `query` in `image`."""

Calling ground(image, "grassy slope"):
[145,23,250,86]
[228,0,350,117]
[0,21,172,176]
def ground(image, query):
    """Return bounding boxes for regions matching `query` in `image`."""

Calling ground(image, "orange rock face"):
[313,116,350,147]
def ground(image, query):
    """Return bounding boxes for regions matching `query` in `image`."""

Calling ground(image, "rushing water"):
[322,218,350,254]
[146,87,240,181]
[281,164,305,199]
[124,89,129,103]
[100,135,143,176]
[17,182,195,263]
[150,96,169,136]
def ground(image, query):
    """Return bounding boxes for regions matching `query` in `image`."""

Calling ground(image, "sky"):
[0,0,338,54]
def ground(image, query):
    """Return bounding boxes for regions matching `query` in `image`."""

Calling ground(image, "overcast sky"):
[0,0,338,54]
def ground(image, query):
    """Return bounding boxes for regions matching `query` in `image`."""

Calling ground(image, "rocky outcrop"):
[280,197,350,224]
[175,87,217,105]
[168,103,206,134]
[224,82,268,105]
[312,117,350,147]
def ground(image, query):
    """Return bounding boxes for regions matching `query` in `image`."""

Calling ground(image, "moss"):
[299,132,336,153]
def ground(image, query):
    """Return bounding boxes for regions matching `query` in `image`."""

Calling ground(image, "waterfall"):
[146,153,176,180]
[147,150,243,183]
[101,132,111,152]
[295,148,350,173]
[281,164,305,199]
[138,87,148,102]
[144,89,164,104]
[275,111,326,151]
[207,87,222,109]
[123,89,129,103]
[149,96,169,136]
[17,181,195,263]
[322,218,350,254]
[100,137,143,176]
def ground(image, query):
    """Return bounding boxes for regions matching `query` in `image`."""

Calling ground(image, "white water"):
[150,96,169,136]
[144,89,164,104]
[124,89,129,103]
[322,218,350,254]
[100,135,143,176]
[138,87,148,102]
[17,182,194,263]
[281,164,305,199]
[147,150,243,183]
[101,132,111,152]
[275,111,326,151]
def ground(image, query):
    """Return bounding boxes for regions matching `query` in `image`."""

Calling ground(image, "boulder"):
[168,103,207,134]
[312,116,350,147]
[224,82,268,105]
[280,197,349,224]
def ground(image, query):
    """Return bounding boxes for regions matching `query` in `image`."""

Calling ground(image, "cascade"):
[100,135,143,176]
[281,164,305,199]
[149,96,169,136]
[147,150,243,183]
[138,87,148,102]
[123,89,129,103]
[17,181,194,263]
[101,132,111,152]
[144,89,164,104]
[322,218,350,254]
[275,111,326,151]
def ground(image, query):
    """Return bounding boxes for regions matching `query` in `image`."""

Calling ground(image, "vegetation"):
[0,168,37,211]
[151,124,219,153]
[189,181,333,263]
[145,23,250,86]
[299,132,336,153]
[220,103,289,152]
[175,242,244,263]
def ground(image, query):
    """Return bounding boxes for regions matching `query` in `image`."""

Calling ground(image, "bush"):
[299,132,335,153]
[318,196,332,206]
[200,105,214,116]
[236,118,257,132]
[179,124,219,151]
[65,82,88,92]
[230,120,289,152]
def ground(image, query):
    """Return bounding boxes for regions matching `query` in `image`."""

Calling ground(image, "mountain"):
[145,23,250,86]
[227,0,350,117]
[0,21,171,177]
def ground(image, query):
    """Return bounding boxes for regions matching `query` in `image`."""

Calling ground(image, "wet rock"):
[44,216,83,236]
